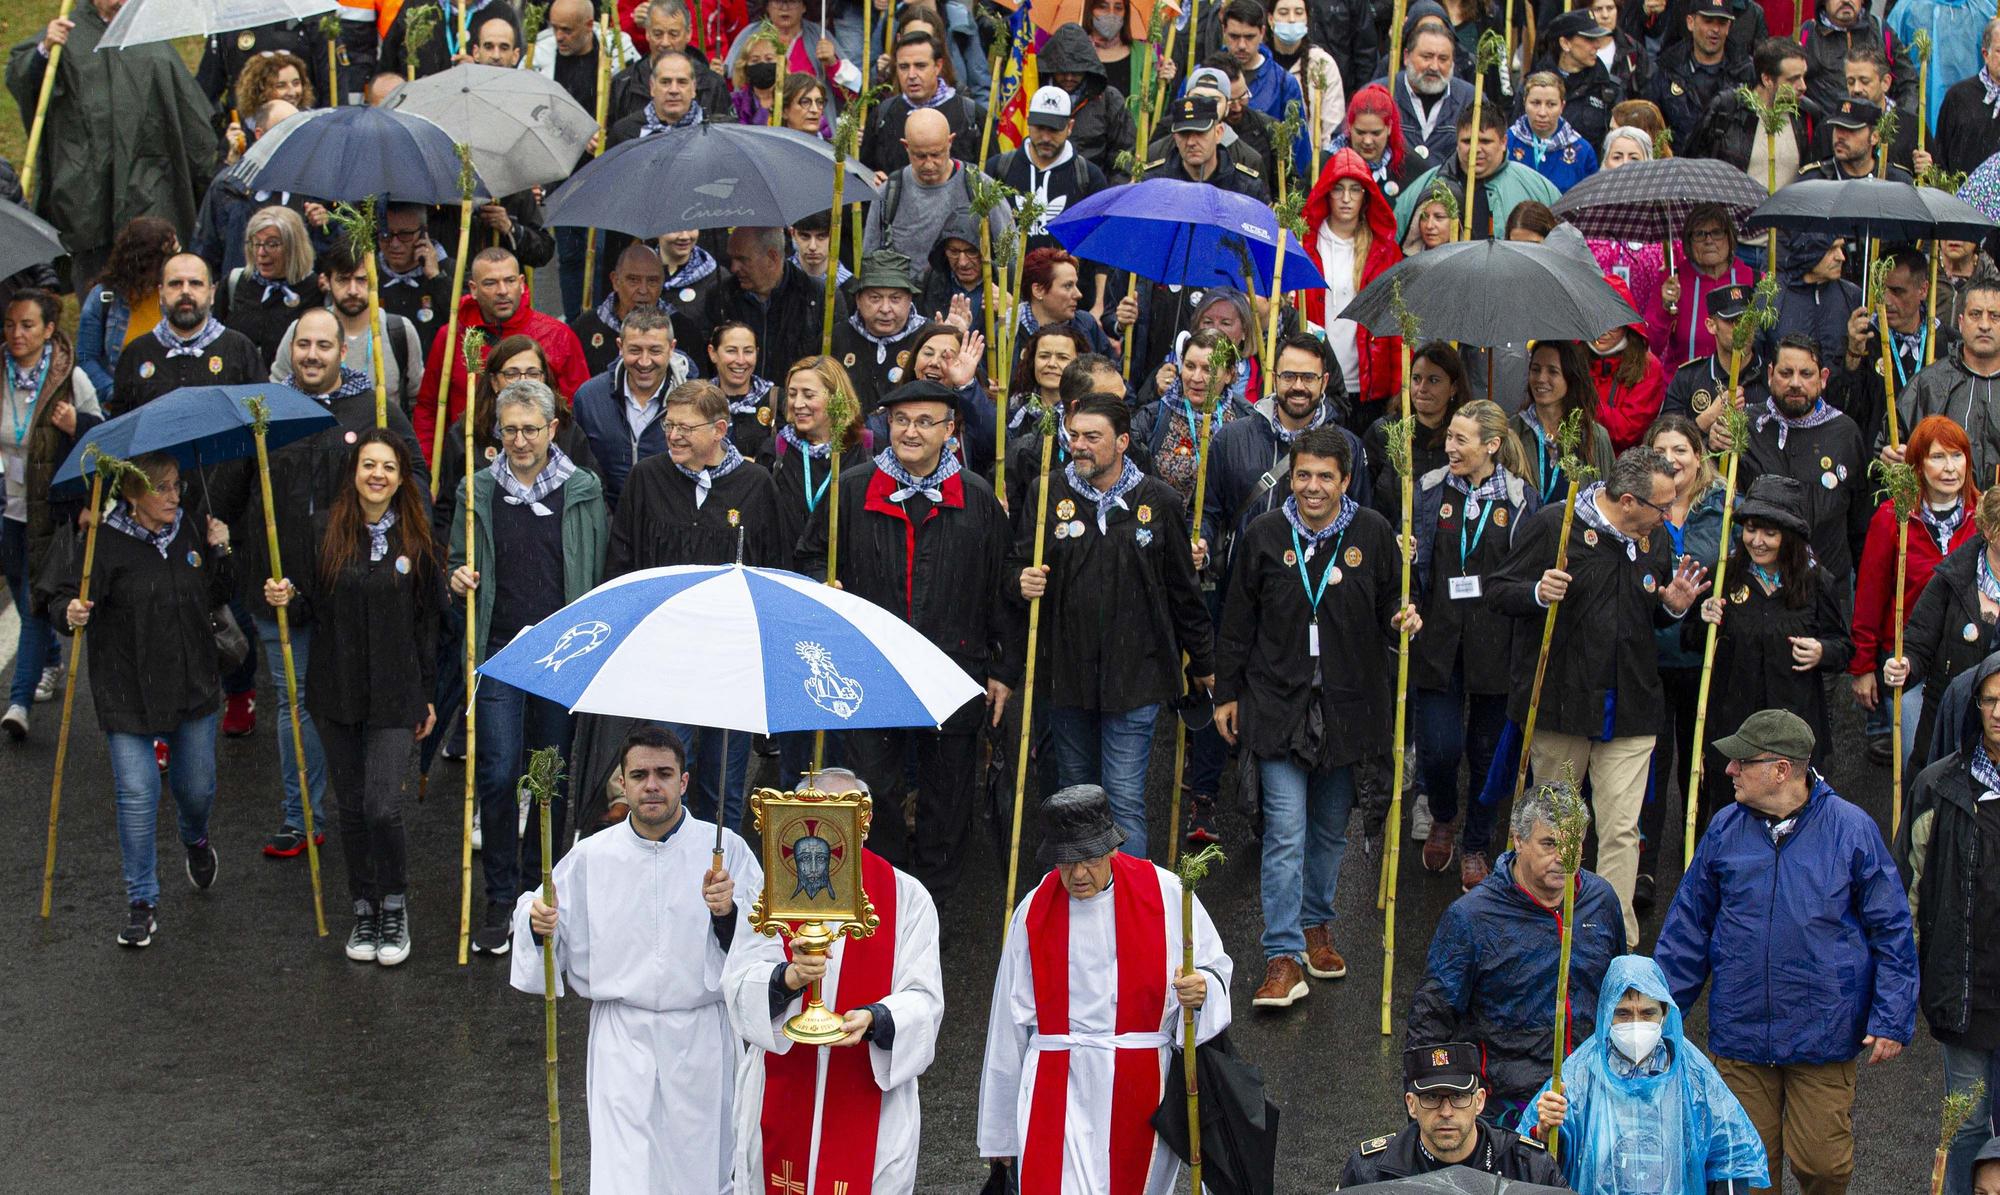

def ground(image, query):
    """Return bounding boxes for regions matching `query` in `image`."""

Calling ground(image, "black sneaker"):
[377,897,411,967]
[118,902,156,948]
[1185,793,1220,845]
[346,901,380,962]
[1867,736,1892,766]
[469,899,512,956]
[1632,873,1657,916]
[185,839,218,891]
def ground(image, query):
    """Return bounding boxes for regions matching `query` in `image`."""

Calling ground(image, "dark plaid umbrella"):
[1550,156,1768,261]
[1339,239,1641,349]
[1334,1167,1575,1193]
[1744,176,1936,243]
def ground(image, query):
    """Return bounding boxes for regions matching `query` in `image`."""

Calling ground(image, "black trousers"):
[844,696,983,899]
[319,719,414,905]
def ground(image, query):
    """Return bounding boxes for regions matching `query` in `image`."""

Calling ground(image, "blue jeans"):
[1413,677,1508,854]
[254,615,328,832]
[1048,704,1159,858]
[664,722,752,835]
[1256,755,1355,959]
[107,711,220,905]
[1944,1042,1993,1194]
[1,517,58,708]
[475,676,572,907]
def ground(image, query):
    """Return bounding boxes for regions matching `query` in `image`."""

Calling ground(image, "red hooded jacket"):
[1587,274,1667,453]
[1302,149,1402,406]
[411,288,591,466]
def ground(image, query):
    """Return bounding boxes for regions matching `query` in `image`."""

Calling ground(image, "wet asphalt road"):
[0,639,1942,1194]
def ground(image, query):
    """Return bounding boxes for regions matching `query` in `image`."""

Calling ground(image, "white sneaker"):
[1408,793,1434,842]
[376,897,411,967]
[471,806,483,852]
[33,664,61,703]
[2,703,28,740]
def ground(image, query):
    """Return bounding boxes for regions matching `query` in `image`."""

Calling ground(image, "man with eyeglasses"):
[571,307,697,509]
[1338,1042,1565,1185]
[1487,445,1710,948]
[797,381,1017,902]
[271,239,426,415]
[607,380,784,832]
[1657,708,1915,1195]
[412,247,589,469]
[1739,334,1868,584]
[371,203,453,331]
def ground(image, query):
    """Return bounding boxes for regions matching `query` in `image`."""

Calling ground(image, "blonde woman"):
[216,205,323,371]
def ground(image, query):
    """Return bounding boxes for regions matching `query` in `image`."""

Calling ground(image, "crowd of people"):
[19,0,2000,1190]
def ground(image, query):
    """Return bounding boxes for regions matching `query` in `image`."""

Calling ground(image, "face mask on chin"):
[1609,1021,1663,1063]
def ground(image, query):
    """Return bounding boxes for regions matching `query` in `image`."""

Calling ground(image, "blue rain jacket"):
[1886,0,1997,131]
[1654,775,1919,1066]
[1518,956,1770,1195]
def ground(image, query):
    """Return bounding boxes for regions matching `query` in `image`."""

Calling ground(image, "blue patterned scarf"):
[676,439,744,508]
[1065,455,1143,533]
[105,502,184,558]
[155,317,225,358]
[493,443,575,510]
[874,446,961,502]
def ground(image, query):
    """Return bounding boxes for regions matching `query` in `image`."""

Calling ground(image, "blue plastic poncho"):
[1516,956,1769,1194]
[1886,0,1998,131]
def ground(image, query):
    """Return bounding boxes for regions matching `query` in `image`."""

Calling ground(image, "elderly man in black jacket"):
[797,380,1019,901]
[1485,445,1709,948]
[1214,426,1419,1010]
[707,227,840,385]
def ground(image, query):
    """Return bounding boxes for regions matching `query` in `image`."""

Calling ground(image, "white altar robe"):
[975,863,1234,1195]
[722,863,944,1195]
[511,815,764,1195]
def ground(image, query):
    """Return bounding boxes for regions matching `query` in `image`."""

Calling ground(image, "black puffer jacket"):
[1037,24,1138,185]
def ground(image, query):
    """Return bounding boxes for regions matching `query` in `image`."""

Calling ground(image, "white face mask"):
[1609,1021,1663,1062]
[1274,21,1309,46]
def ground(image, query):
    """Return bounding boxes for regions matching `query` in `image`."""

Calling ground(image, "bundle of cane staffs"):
[820,84,893,356]
[1461,33,1507,242]
[1542,764,1589,1165]
[1167,335,1236,865]
[1870,450,1921,839]
[1178,842,1225,1193]
[1378,281,1422,1035]
[1684,274,1777,867]
[524,745,567,1194]
[1511,409,1599,803]
[460,327,489,964]
[810,382,861,773]
[971,177,1043,504]
[1258,104,1307,403]
[1933,1082,1985,1195]
[325,199,394,429]
[1001,402,1066,939]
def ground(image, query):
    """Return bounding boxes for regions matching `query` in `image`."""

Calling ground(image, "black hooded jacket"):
[1036,25,1139,186]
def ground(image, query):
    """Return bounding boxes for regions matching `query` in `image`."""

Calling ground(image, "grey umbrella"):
[96,0,337,48]
[381,64,598,197]
[1339,239,1640,348]
[0,196,63,280]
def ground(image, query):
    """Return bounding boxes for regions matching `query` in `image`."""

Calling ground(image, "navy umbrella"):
[227,105,487,205]
[52,383,336,497]
[1047,177,1327,292]
[542,123,881,237]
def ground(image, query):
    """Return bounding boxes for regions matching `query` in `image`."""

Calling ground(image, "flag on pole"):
[995,3,1042,151]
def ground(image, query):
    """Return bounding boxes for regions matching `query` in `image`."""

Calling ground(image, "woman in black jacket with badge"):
[265,430,444,967]
[1885,486,2000,770]
[1214,426,1421,1007]
[1688,473,1852,827]
[1409,399,1538,889]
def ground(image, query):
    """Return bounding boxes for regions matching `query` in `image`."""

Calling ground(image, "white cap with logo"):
[1027,85,1073,128]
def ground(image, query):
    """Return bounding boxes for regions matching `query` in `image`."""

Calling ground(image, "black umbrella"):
[1334,1166,1575,1193]
[0,196,62,280]
[1743,176,1935,243]
[1914,185,1997,242]
[1151,1030,1282,1195]
[1338,240,1641,349]
[1551,156,1768,267]
[542,123,882,238]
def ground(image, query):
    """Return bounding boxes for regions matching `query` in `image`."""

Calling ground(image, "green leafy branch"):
[833,84,893,162]
[244,393,271,437]
[84,446,152,501]
[326,198,378,260]
[1423,176,1460,224]
[1543,761,1589,874]
[1713,402,1750,458]
[404,3,441,68]
[1275,186,1307,243]
[1875,104,1901,154]
[318,11,342,42]
[522,2,550,46]
[1913,29,1933,65]
[462,327,488,375]
[1867,254,1893,312]
[1652,127,1673,159]
[1115,149,1146,184]
[1475,28,1506,74]
[1870,457,1921,520]
[1941,1082,1985,1155]
[1178,842,1225,888]
[1738,82,1799,134]
[1917,165,1968,193]
[1273,99,1303,197]
[1555,407,1597,486]
[523,745,566,811]
[826,383,859,444]
[456,141,478,202]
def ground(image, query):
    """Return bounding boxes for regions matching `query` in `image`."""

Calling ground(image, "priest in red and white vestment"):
[977,784,1234,1195]
[724,768,945,1195]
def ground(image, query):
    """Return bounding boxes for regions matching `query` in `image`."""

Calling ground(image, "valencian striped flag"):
[994,2,1042,151]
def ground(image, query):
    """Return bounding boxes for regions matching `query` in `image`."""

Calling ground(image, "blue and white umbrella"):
[478,564,983,733]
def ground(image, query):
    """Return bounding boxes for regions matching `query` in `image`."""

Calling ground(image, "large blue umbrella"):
[52,383,337,497]
[543,123,882,237]
[227,105,487,205]
[1046,178,1327,292]
[479,564,982,734]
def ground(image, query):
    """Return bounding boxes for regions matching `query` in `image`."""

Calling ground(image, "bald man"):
[531,0,638,117]
[863,108,1015,289]
[571,241,679,375]
[111,253,266,415]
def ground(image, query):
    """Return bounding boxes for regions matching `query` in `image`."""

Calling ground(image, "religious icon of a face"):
[790,834,835,901]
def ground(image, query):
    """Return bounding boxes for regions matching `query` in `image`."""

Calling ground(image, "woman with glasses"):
[49,453,234,949]
[779,73,833,139]
[215,205,324,371]
[1659,203,1758,372]
[1689,474,1850,827]
[1885,485,2000,769]
[431,334,598,545]
[264,430,443,966]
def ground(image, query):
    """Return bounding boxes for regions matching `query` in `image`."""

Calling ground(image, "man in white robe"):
[723,768,945,1195]
[977,784,1234,1195]
[512,726,763,1195]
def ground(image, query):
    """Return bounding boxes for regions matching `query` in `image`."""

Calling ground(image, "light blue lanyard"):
[1459,493,1496,563]
[1291,524,1346,612]
[800,450,831,513]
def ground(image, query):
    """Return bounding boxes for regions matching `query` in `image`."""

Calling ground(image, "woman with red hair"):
[1852,414,1979,766]
[1017,246,1116,359]
[1327,83,1410,199]
[1302,148,1404,429]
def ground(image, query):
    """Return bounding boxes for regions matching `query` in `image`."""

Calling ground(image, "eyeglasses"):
[887,414,950,432]
[1276,370,1321,385]
[1627,493,1676,518]
[664,420,716,438]
[249,238,285,253]
[1977,696,2000,712]
[498,367,545,382]
[382,227,425,243]
[793,95,826,110]
[1689,228,1730,242]
[496,424,549,442]
[1413,1092,1476,1110]
[1734,755,1789,768]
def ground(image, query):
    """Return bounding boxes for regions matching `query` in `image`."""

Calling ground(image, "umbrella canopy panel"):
[1048,177,1327,293]
[1550,156,1768,244]
[98,0,339,49]
[52,383,337,497]
[228,105,490,206]
[381,64,598,197]
[1339,238,1640,348]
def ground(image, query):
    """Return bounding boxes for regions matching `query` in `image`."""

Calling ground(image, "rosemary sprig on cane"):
[1544,764,1589,1165]
[1177,843,1224,1195]
[403,3,440,79]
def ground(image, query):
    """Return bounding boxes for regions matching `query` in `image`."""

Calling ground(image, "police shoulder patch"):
[1517,1132,1547,1150]
[1359,1134,1393,1156]
[1235,161,1261,178]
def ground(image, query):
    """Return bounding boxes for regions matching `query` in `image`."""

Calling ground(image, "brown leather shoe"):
[1460,849,1491,893]
[1423,817,1457,873]
[1251,956,1308,1007]
[1303,923,1347,979]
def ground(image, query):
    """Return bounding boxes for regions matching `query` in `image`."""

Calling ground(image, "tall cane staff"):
[327,200,394,428]
[1261,107,1305,400]
[523,3,550,69]
[1739,82,1798,271]
[1933,1082,1986,1195]
[1178,842,1225,1193]
[459,327,488,964]
[1387,0,1408,99]
[1915,163,1969,369]
[1460,33,1506,243]
[579,15,615,313]
[1499,0,1516,101]
[320,12,343,107]
[1001,404,1064,940]
[1684,277,1775,867]
[1542,765,1588,1165]
[248,397,330,935]
[810,383,861,774]
[970,172,1011,484]
[822,86,892,356]
[1308,61,1332,187]
[522,745,567,1195]
[1510,409,1597,804]
[431,146,480,494]
[405,4,440,81]
[19,0,74,200]
[1916,30,1934,156]
[1167,335,1234,865]
[1379,285,1422,1035]
[1873,453,1921,840]
[40,453,114,918]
